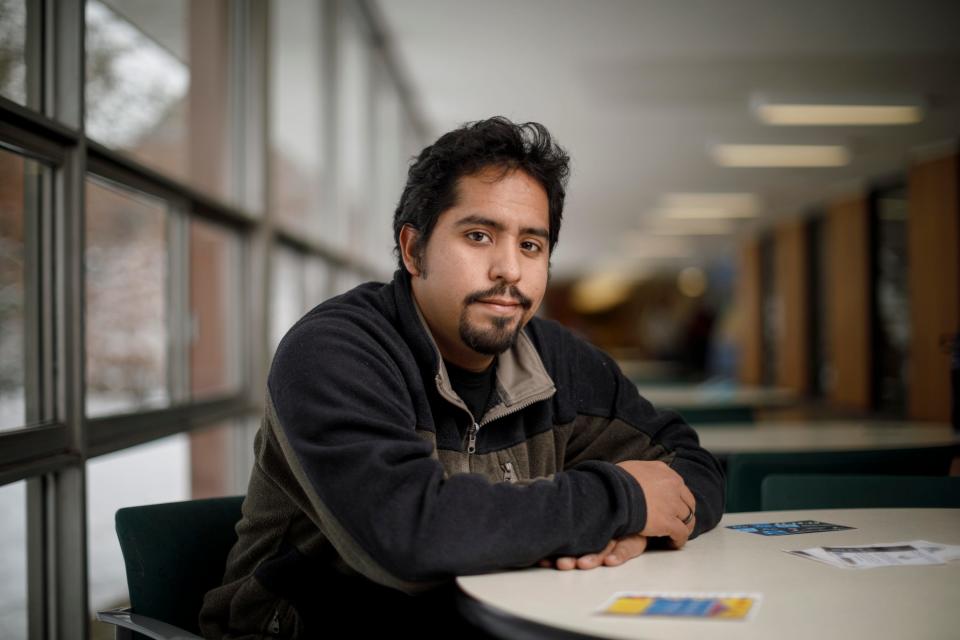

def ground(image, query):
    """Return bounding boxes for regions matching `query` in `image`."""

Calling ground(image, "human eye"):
[466,230,492,243]
[520,239,543,253]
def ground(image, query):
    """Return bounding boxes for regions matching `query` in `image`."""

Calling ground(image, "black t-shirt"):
[444,359,498,422]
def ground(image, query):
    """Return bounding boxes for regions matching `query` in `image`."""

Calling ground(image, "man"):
[200,117,724,638]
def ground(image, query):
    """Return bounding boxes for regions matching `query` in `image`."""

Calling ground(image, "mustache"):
[464,284,533,310]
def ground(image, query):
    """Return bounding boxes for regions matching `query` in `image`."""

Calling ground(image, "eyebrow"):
[454,214,550,240]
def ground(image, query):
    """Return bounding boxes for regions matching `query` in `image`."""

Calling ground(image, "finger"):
[604,535,647,566]
[686,514,696,535]
[556,556,577,571]
[679,484,697,513]
[538,559,553,568]
[576,540,617,570]
[667,517,690,549]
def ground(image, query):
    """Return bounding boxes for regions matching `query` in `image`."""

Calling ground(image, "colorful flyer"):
[596,591,761,620]
[727,520,855,536]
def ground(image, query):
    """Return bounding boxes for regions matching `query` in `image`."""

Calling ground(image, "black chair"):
[725,446,957,512]
[761,474,960,510]
[97,496,244,639]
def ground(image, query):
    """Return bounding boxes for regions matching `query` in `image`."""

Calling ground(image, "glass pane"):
[304,257,330,311]
[85,0,236,202]
[0,148,44,431]
[336,11,370,251]
[85,176,170,418]
[190,219,242,399]
[0,0,28,105]
[269,0,327,235]
[372,69,404,273]
[269,247,304,355]
[189,419,251,499]
[332,269,366,298]
[0,480,27,640]
[87,434,189,636]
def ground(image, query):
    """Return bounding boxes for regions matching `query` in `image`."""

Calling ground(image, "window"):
[189,219,243,399]
[269,0,329,236]
[0,147,49,431]
[0,480,27,640]
[336,7,371,252]
[86,0,237,203]
[371,66,405,273]
[0,0,30,107]
[270,247,305,355]
[85,176,171,418]
[1,3,422,637]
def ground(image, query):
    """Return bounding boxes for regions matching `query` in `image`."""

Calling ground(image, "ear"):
[398,224,422,277]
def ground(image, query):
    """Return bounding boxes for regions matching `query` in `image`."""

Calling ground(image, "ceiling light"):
[621,233,693,258]
[757,104,923,126]
[659,193,760,219]
[751,93,924,126]
[711,144,850,168]
[651,219,736,235]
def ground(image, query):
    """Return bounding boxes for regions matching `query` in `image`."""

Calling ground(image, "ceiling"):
[374,0,960,280]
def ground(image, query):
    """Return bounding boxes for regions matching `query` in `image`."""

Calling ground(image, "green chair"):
[678,405,755,425]
[725,446,957,513]
[761,474,960,510]
[97,496,244,639]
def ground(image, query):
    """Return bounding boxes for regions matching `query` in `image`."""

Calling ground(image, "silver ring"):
[681,508,694,525]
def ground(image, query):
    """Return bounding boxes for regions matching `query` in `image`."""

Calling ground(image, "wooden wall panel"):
[826,196,872,410]
[908,152,960,421]
[738,240,763,385]
[774,221,810,394]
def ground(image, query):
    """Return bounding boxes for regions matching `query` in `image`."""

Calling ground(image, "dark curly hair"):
[393,116,570,274]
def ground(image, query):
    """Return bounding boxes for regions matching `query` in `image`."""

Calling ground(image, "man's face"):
[402,167,551,372]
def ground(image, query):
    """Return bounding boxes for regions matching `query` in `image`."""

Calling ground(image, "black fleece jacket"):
[199,270,725,638]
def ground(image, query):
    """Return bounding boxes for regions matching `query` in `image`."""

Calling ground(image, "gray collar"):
[410,297,556,424]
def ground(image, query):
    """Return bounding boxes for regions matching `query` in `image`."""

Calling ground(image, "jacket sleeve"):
[557,334,725,539]
[264,313,648,593]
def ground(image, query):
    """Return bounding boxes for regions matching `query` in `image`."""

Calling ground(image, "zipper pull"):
[502,461,516,483]
[268,608,281,635]
[467,422,478,454]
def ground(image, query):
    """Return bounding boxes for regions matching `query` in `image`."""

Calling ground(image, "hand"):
[537,534,648,570]
[616,460,697,548]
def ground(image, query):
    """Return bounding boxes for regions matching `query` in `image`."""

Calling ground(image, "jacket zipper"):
[436,373,555,456]
[268,608,281,635]
[466,421,478,454]
[502,461,516,482]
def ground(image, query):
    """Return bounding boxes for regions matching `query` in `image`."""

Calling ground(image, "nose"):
[489,241,521,284]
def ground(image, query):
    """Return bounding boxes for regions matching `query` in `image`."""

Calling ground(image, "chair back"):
[115,496,244,634]
[725,446,957,512]
[761,474,960,510]
[679,405,755,425]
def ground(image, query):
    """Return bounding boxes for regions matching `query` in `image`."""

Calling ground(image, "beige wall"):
[774,221,811,394]
[908,152,960,421]
[738,240,763,385]
[825,194,872,411]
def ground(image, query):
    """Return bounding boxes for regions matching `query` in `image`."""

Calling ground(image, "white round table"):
[457,508,960,639]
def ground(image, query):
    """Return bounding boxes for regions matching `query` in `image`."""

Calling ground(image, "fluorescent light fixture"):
[651,219,736,236]
[711,144,850,168]
[751,93,925,126]
[621,233,692,258]
[757,104,923,126]
[659,193,760,219]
